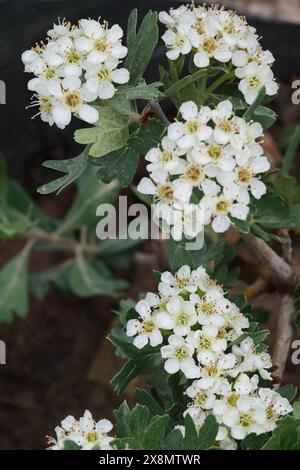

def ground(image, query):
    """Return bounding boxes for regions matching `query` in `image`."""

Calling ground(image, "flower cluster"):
[159,4,278,104]
[47,410,114,450]
[22,18,129,128]
[126,265,292,448]
[137,99,270,236]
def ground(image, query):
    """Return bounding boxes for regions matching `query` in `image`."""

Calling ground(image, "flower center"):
[227,393,239,407]
[195,392,208,406]
[208,144,222,160]
[199,301,215,315]
[266,406,276,420]
[157,183,174,202]
[224,20,236,35]
[97,66,111,82]
[186,120,200,134]
[39,97,52,114]
[64,91,81,110]
[248,75,261,89]
[198,337,212,350]
[94,38,109,52]
[216,199,229,213]
[175,34,186,48]
[176,312,189,326]
[66,50,81,63]
[202,36,217,54]
[86,431,98,443]
[184,164,204,183]
[239,412,253,428]
[44,67,57,80]
[237,166,252,184]
[195,20,204,35]
[159,150,173,163]
[143,320,155,334]
[219,119,234,133]
[175,347,188,360]
[205,364,218,377]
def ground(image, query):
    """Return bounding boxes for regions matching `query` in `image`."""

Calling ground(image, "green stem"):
[204,69,235,99]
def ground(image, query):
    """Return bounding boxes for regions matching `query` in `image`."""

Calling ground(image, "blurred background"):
[0,0,300,449]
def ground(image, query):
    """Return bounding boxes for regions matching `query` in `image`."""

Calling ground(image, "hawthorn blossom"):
[48,410,114,450]
[22,18,129,128]
[159,4,278,104]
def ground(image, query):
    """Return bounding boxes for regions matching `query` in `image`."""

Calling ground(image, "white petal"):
[180,101,198,121]
[250,179,266,199]
[164,358,180,374]
[111,68,130,84]
[137,177,156,195]
[133,334,148,349]
[79,104,99,124]
[212,214,231,233]
[98,82,116,99]
[194,52,210,68]
[52,106,72,129]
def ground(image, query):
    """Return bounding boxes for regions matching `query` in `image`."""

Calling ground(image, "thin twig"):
[26,228,99,255]
[281,229,293,265]
[243,275,269,299]
[241,233,293,288]
[272,293,295,384]
[149,98,171,126]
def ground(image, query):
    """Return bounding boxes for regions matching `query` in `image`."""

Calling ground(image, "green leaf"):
[253,105,277,130]
[63,440,81,450]
[37,147,89,195]
[93,119,164,187]
[124,9,138,73]
[254,193,300,229]
[182,414,198,450]
[68,254,127,298]
[117,82,162,101]
[277,384,298,402]
[135,389,164,417]
[113,401,131,438]
[144,415,169,450]
[197,415,219,450]
[243,87,266,122]
[56,168,119,234]
[282,124,300,176]
[74,106,129,158]
[0,240,33,322]
[164,428,183,450]
[294,401,300,419]
[241,432,269,450]
[111,352,163,393]
[262,416,300,450]
[273,174,300,205]
[163,66,224,102]
[125,10,159,85]
[173,245,194,272]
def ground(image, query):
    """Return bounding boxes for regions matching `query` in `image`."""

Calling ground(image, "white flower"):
[126,296,163,349]
[168,203,204,241]
[258,389,293,431]
[201,192,249,233]
[48,410,114,450]
[193,33,232,68]
[22,18,129,128]
[222,396,267,440]
[236,62,278,104]
[161,334,200,378]
[168,101,212,150]
[145,137,186,178]
[188,325,227,365]
[190,290,226,328]
[218,148,270,202]
[85,57,129,99]
[156,295,197,336]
